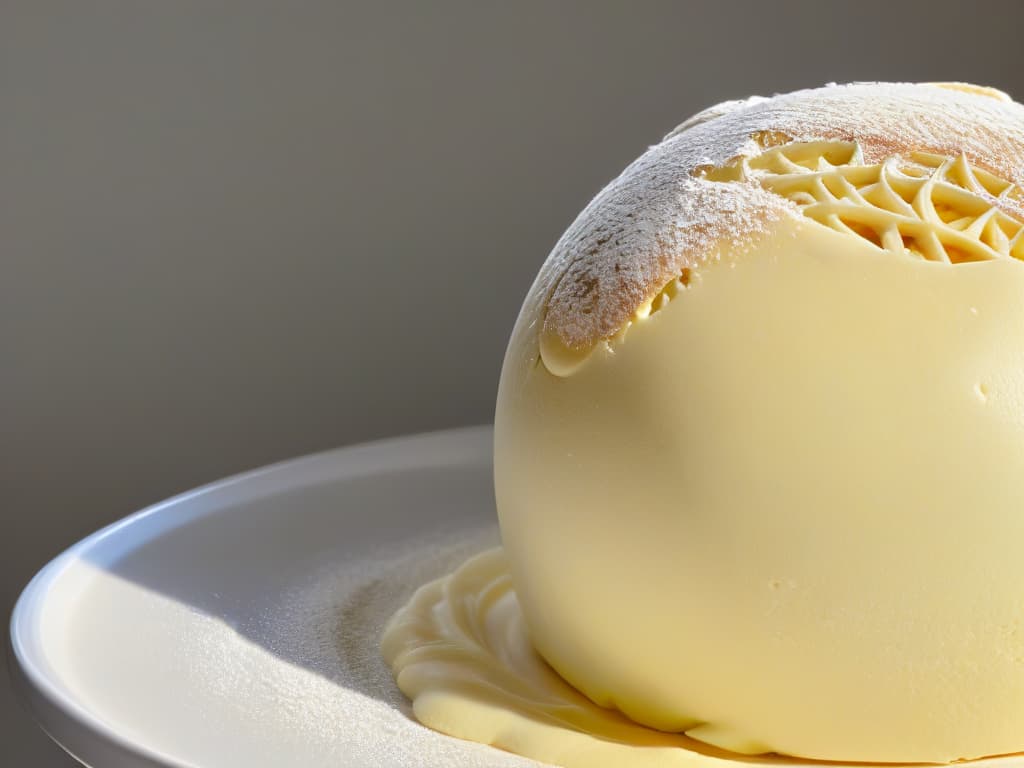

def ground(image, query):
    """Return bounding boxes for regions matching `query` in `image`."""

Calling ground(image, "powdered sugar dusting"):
[539,82,1024,350]
[218,523,543,767]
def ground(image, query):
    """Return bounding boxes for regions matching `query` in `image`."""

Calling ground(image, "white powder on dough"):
[540,82,1024,351]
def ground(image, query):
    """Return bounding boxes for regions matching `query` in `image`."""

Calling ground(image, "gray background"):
[4,1,1024,764]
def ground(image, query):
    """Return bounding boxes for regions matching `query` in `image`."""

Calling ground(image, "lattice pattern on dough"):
[702,140,1024,264]
[616,141,1024,337]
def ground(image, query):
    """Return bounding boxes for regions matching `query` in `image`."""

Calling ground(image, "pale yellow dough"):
[384,82,1024,767]
[496,217,1024,764]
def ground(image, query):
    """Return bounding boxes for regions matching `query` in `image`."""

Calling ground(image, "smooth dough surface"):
[495,217,1024,763]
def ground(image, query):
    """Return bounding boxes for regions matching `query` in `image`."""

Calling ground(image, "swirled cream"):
[382,548,795,768]
[385,83,1024,766]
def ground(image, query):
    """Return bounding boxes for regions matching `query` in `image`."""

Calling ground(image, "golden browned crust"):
[538,82,1024,351]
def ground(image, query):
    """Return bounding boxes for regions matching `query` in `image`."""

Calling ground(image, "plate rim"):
[7,424,493,768]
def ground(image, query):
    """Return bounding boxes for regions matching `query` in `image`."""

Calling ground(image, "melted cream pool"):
[382,548,765,768]
[382,549,1024,768]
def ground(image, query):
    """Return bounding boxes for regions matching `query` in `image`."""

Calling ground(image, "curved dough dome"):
[495,82,1024,763]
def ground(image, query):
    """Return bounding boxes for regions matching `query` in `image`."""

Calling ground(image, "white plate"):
[9,426,541,768]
